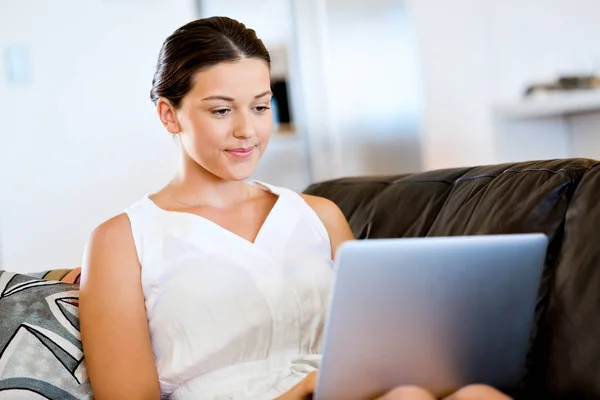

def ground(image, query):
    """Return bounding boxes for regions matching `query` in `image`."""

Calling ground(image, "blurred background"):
[2,0,600,272]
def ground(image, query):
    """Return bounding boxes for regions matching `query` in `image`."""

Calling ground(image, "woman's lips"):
[225,146,255,160]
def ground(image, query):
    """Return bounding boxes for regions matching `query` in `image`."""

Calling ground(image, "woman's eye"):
[212,109,230,116]
[254,106,271,113]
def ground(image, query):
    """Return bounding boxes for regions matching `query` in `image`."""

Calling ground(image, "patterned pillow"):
[28,268,82,285]
[0,271,92,399]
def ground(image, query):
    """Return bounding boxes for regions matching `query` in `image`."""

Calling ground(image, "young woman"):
[79,16,512,400]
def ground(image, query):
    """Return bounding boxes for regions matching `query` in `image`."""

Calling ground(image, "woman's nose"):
[233,112,256,139]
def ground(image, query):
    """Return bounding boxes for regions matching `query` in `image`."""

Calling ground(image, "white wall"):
[289,0,345,182]
[200,0,292,48]
[288,0,424,181]
[325,0,423,176]
[488,0,600,103]
[0,0,196,273]
[406,0,496,170]
[407,0,600,170]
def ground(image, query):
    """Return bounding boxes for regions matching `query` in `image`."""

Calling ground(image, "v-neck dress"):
[124,182,334,400]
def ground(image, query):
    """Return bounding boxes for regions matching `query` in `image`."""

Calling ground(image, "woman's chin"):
[219,165,258,182]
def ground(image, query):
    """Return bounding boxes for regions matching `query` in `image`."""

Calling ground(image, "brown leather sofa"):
[304,158,600,400]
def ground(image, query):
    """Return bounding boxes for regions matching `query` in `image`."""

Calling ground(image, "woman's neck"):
[169,160,249,209]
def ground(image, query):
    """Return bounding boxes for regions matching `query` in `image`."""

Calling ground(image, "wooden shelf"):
[493,90,600,120]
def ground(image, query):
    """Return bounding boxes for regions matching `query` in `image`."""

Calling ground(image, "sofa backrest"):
[527,162,600,399]
[304,158,600,399]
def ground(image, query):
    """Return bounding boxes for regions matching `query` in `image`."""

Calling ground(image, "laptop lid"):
[315,234,548,400]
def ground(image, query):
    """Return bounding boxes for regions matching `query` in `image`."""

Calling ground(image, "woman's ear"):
[157,97,182,135]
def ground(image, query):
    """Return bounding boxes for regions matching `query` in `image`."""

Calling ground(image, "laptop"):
[314,234,548,400]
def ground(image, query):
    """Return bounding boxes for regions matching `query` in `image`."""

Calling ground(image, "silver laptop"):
[314,234,548,400]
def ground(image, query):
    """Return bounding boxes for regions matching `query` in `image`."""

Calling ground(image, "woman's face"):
[170,58,273,182]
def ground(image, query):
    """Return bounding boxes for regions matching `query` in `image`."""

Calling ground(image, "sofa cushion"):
[0,271,92,399]
[304,175,404,238]
[306,159,595,239]
[524,162,600,399]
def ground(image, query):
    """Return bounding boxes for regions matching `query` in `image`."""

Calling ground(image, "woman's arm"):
[300,194,355,259]
[79,214,161,400]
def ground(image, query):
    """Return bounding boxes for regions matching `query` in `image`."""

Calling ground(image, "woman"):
[79,16,511,400]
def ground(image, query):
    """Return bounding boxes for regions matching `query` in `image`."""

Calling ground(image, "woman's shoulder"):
[88,193,155,247]
[252,180,345,225]
[299,194,355,258]
[81,213,140,284]
[265,180,357,257]
[87,213,133,250]
[298,193,336,212]
[299,194,347,230]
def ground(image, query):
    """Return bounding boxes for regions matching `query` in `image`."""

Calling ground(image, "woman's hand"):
[277,373,512,400]
[276,371,318,400]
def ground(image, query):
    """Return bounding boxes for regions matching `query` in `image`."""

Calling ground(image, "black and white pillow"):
[0,271,92,399]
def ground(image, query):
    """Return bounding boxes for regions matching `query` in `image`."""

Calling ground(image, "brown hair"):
[150,16,271,108]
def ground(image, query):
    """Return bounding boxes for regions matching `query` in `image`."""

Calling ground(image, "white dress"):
[124,182,334,399]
